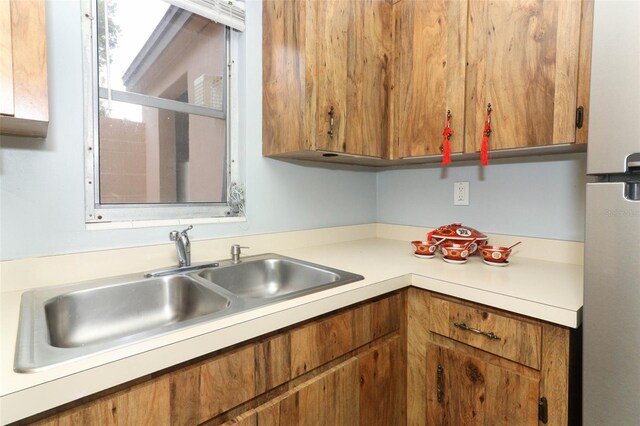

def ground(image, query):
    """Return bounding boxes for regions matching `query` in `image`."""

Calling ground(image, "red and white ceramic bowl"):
[411,240,438,258]
[440,242,471,262]
[480,245,512,264]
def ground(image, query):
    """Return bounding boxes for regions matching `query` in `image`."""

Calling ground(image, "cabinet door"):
[33,378,171,426]
[0,0,48,137]
[425,343,539,425]
[395,0,467,159]
[0,0,14,116]
[262,0,315,156]
[230,337,404,426]
[316,0,391,158]
[465,0,582,152]
[229,358,360,426]
[315,0,349,154]
[357,336,405,425]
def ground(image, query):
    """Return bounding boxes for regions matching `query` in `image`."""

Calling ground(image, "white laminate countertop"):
[0,236,583,424]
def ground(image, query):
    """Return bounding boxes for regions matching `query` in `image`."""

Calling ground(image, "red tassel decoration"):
[442,131,452,165]
[442,111,454,166]
[480,105,492,166]
[481,124,490,166]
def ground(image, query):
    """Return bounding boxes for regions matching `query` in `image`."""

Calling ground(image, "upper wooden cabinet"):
[263,0,393,162]
[464,0,586,154]
[264,0,593,165]
[394,0,467,159]
[395,0,592,161]
[0,0,49,138]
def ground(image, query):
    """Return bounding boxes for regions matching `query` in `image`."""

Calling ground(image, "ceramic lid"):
[428,223,488,241]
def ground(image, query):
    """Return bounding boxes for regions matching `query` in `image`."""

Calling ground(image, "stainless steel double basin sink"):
[14,254,363,373]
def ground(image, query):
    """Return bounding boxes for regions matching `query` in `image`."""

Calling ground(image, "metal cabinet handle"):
[328,106,335,138]
[437,363,444,403]
[454,322,501,340]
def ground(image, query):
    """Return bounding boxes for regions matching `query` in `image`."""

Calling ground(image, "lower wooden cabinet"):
[23,288,578,426]
[407,288,578,426]
[425,343,540,425]
[229,336,403,426]
[230,358,361,426]
[27,292,405,426]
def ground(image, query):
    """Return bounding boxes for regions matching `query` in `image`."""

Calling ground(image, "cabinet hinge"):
[576,106,584,129]
[538,397,548,424]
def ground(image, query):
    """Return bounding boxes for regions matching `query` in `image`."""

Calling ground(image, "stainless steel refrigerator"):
[583,1,640,424]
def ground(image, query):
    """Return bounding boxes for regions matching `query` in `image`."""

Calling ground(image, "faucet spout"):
[170,225,193,267]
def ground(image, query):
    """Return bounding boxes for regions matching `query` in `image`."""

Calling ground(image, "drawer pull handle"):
[454,322,501,340]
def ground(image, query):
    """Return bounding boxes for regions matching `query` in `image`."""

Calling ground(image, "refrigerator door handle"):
[627,153,640,172]
[627,182,640,201]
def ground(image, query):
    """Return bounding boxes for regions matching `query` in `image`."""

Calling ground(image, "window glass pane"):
[98,0,226,110]
[99,99,226,204]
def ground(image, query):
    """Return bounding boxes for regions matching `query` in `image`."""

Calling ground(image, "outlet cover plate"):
[454,181,469,206]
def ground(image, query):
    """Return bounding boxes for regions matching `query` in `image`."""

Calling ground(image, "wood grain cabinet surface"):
[229,336,404,426]
[396,0,593,160]
[0,0,49,138]
[407,288,577,426]
[393,0,468,159]
[463,0,591,154]
[428,295,543,369]
[264,0,593,165]
[262,0,393,163]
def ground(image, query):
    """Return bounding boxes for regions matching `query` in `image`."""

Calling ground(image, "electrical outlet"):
[454,181,469,206]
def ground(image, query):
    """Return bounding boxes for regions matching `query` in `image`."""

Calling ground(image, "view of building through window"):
[97,0,227,205]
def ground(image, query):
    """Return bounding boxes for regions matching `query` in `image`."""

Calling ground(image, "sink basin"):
[15,275,231,372]
[197,256,363,299]
[14,254,363,373]
[45,275,230,348]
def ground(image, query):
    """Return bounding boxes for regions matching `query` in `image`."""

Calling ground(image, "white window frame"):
[81,0,242,226]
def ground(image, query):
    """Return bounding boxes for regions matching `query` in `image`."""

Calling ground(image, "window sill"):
[86,215,246,231]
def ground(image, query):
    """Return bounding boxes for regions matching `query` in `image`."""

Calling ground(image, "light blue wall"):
[376,154,587,242]
[0,1,587,261]
[0,0,377,261]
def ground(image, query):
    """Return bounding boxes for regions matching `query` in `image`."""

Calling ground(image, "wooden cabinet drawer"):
[428,296,542,369]
[290,292,401,377]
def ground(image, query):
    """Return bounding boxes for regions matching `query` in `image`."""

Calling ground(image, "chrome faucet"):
[231,244,249,264]
[170,225,193,267]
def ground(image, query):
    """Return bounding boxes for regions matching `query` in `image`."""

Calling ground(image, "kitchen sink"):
[44,275,230,348]
[197,256,359,299]
[14,274,232,373]
[14,254,363,373]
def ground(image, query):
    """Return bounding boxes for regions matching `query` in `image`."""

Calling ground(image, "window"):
[82,0,244,224]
